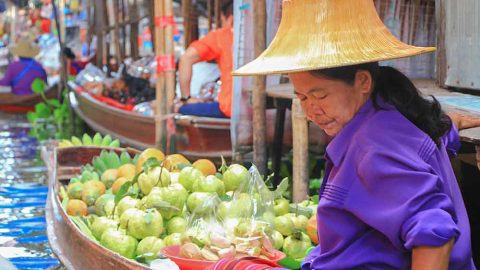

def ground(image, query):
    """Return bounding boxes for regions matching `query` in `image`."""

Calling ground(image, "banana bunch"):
[92,150,138,174]
[59,133,121,148]
[70,165,100,184]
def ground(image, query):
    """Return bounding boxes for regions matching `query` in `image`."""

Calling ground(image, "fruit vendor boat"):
[44,146,150,270]
[0,84,60,113]
[68,81,232,160]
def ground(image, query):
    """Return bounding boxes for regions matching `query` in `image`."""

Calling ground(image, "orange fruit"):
[117,163,136,180]
[306,215,318,245]
[192,159,217,176]
[66,199,88,216]
[136,148,165,174]
[81,180,106,206]
[163,154,190,172]
[112,177,131,194]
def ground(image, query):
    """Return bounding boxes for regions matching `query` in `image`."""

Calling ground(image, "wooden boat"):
[68,81,233,160]
[44,146,150,270]
[0,84,60,113]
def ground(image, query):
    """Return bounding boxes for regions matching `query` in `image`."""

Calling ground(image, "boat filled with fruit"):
[45,133,319,270]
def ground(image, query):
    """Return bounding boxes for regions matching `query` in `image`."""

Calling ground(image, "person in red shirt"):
[177,0,233,118]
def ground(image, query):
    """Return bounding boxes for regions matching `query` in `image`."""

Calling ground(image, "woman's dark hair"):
[310,63,452,146]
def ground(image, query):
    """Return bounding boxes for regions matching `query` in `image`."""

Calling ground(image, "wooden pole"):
[112,0,123,63]
[214,0,221,29]
[182,0,198,48]
[436,0,447,88]
[154,0,167,149]
[95,0,105,67]
[129,0,139,59]
[207,0,212,31]
[164,0,175,114]
[252,0,267,175]
[291,98,309,203]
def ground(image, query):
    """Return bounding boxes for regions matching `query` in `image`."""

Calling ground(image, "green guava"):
[135,236,165,263]
[126,208,164,239]
[91,216,119,240]
[115,196,139,218]
[144,185,188,219]
[163,232,183,246]
[178,166,204,191]
[100,228,138,259]
[94,194,115,216]
[138,167,171,195]
[222,164,248,191]
[192,175,225,195]
[166,216,187,234]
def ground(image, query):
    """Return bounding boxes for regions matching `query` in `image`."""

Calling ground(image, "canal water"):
[0,113,61,270]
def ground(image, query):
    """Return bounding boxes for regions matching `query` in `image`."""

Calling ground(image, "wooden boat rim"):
[46,146,149,270]
[69,92,155,149]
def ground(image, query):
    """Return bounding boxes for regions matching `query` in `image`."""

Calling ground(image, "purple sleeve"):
[442,123,461,158]
[350,149,459,250]
[0,65,14,86]
[301,245,321,270]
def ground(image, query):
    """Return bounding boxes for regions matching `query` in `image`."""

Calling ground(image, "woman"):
[233,0,475,269]
[0,39,47,96]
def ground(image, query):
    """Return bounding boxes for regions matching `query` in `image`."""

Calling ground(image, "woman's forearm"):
[412,239,454,270]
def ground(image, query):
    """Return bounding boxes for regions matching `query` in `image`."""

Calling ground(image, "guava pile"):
[59,146,320,267]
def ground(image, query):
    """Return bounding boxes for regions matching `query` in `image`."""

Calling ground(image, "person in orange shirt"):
[177,1,233,118]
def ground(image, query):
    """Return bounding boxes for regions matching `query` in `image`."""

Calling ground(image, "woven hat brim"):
[232,0,436,76]
[10,45,40,58]
[233,46,435,76]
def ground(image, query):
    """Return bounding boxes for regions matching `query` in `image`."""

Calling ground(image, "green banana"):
[70,177,81,184]
[81,170,93,182]
[107,151,121,169]
[132,154,139,165]
[71,136,83,146]
[91,171,100,180]
[92,157,108,174]
[109,139,120,148]
[119,151,131,165]
[92,133,103,146]
[82,134,93,146]
[101,134,112,147]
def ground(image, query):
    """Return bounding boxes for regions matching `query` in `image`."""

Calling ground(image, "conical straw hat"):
[233,0,435,76]
[10,39,40,58]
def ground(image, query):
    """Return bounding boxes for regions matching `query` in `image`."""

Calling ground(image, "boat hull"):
[69,82,233,160]
[45,146,149,270]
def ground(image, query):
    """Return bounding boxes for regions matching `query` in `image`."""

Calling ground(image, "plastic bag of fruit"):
[180,193,235,261]
[222,165,275,237]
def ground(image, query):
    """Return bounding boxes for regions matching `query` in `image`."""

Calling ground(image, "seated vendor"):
[177,0,233,118]
[0,39,47,95]
[63,47,89,76]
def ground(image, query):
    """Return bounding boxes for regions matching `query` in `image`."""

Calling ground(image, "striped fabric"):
[207,257,286,270]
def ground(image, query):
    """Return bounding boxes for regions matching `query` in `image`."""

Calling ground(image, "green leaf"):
[150,200,180,212]
[47,99,61,108]
[219,156,228,174]
[176,163,191,170]
[34,102,51,118]
[143,157,161,173]
[219,194,232,202]
[309,178,322,190]
[273,177,289,199]
[310,195,319,204]
[114,181,133,205]
[26,112,38,123]
[31,78,46,94]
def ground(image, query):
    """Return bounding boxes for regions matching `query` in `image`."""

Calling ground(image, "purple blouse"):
[302,98,475,269]
[0,58,47,95]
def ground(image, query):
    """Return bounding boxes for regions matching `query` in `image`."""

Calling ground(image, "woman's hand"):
[412,239,454,270]
[447,112,480,130]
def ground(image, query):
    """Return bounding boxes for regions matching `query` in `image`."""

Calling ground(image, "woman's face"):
[289,71,372,136]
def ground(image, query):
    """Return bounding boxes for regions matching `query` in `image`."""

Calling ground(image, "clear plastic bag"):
[225,165,275,238]
[75,63,107,86]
